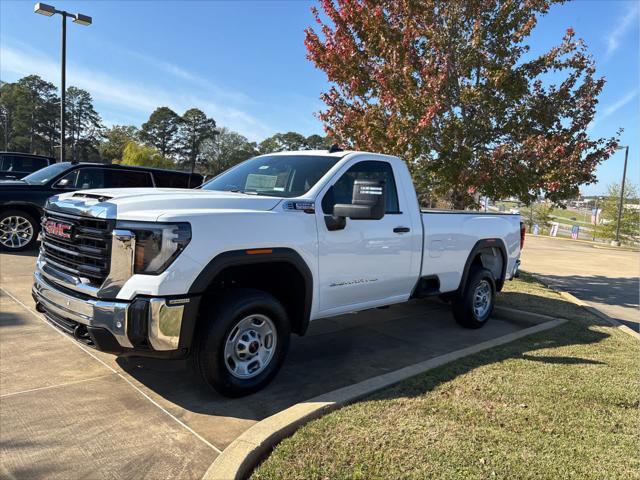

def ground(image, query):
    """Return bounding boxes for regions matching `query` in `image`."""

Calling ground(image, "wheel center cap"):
[248,341,259,354]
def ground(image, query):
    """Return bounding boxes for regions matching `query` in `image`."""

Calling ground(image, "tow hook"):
[73,324,88,340]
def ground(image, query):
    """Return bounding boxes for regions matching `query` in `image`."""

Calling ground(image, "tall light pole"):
[612,145,629,246]
[592,196,603,242]
[34,3,92,163]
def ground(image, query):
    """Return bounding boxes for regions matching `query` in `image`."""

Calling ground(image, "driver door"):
[315,160,416,316]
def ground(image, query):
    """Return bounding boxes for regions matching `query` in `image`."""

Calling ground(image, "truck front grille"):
[41,210,113,287]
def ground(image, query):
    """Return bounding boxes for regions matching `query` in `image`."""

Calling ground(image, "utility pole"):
[592,196,601,242]
[612,145,629,246]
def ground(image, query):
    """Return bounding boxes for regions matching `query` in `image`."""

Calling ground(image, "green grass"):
[252,275,640,480]
[519,206,593,227]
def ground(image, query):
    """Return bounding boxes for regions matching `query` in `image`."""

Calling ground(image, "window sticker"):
[245,173,278,190]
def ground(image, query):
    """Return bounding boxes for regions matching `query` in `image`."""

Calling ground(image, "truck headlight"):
[116,221,191,275]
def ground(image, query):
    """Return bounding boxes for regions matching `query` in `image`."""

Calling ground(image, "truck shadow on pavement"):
[116,302,442,422]
[115,294,610,427]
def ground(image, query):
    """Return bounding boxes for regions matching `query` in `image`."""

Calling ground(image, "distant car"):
[0,152,55,180]
[0,162,204,251]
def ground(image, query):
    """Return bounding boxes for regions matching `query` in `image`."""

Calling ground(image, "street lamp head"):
[72,13,92,26]
[616,145,628,151]
[34,2,56,16]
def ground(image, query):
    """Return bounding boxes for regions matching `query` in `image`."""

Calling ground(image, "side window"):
[0,156,10,171]
[75,168,106,189]
[104,170,153,188]
[321,161,400,215]
[55,169,79,189]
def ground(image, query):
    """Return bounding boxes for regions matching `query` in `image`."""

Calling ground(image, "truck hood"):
[50,188,283,221]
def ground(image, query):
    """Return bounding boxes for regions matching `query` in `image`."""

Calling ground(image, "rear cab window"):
[0,155,48,173]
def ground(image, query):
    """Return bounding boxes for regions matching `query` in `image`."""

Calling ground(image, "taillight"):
[520,222,526,250]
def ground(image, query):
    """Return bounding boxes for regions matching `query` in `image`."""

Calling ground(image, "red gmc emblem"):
[43,219,72,239]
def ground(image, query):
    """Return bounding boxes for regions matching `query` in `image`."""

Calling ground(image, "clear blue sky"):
[1,0,637,195]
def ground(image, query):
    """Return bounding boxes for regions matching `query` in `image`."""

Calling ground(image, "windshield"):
[22,162,71,184]
[201,155,341,197]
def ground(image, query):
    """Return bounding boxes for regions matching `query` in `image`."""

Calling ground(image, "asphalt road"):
[0,251,527,480]
[521,235,640,331]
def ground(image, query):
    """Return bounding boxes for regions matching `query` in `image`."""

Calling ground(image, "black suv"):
[0,152,55,180]
[0,162,204,251]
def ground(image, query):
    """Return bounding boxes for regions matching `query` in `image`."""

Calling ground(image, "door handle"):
[393,226,410,233]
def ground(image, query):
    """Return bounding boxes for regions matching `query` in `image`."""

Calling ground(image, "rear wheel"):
[194,289,291,397]
[452,267,495,329]
[0,210,38,252]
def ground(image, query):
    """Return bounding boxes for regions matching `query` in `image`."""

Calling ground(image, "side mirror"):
[55,178,72,188]
[333,179,386,220]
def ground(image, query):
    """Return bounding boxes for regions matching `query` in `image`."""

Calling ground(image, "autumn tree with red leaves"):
[305,0,619,208]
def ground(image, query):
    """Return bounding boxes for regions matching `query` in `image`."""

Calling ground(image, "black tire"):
[194,288,291,397]
[452,267,496,329]
[0,209,39,252]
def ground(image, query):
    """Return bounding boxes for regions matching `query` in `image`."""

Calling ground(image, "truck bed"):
[420,210,521,293]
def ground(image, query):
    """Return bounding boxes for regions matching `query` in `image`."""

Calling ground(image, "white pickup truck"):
[32,150,524,396]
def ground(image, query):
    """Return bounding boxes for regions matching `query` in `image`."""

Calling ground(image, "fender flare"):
[458,238,508,293]
[188,247,314,335]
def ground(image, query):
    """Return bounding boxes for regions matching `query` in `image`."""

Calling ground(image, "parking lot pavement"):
[1,251,527,479]
[521,236,640,331]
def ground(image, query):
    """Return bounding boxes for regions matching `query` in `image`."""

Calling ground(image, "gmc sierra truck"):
[32,150,524,397]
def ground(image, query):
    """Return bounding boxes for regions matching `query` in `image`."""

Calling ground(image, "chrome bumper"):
[33,270,188,352]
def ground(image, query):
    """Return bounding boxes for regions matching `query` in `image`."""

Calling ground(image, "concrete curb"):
[492,305,556,326]
[203,311,566,480]
[526,272,640,341]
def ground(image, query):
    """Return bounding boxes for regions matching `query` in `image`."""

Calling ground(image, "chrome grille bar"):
[41,210,113,287]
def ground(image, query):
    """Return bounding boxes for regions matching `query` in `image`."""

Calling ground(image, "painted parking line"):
[0,286,223,454]
[0,374,114,398]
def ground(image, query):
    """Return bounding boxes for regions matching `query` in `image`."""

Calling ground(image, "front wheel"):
[194,289,291,397]
[0,210,38,252]
[452,267,496,329]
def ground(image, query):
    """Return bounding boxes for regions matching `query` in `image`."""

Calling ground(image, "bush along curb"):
[202,309,566,480]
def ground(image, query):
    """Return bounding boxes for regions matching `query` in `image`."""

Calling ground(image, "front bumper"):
[32,270,199,358]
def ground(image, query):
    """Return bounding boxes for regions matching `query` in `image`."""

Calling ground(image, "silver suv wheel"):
[0,215,34,249]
